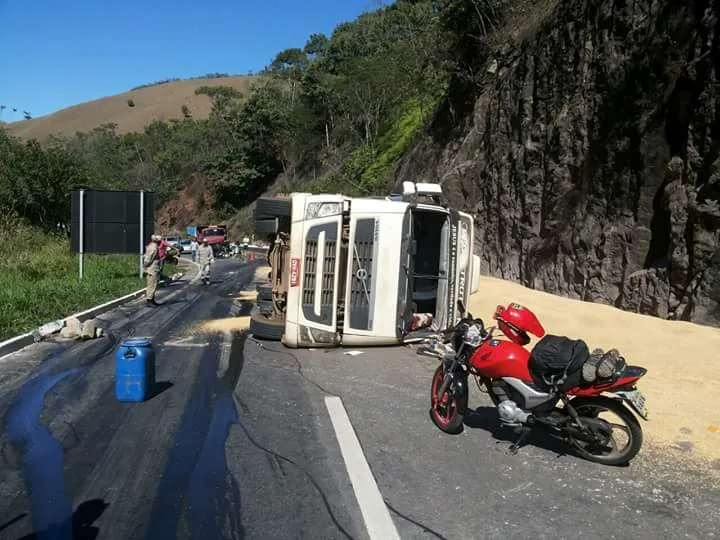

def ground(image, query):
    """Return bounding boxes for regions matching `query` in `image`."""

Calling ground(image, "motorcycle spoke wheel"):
[429,366,466,435]
[566,396,643,466]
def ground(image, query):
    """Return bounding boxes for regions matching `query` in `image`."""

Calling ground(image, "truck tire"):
[255,198,292,219]
[256,285,272,301]
[249,313,284,341]
[255,218,278,236]
[256,300,273,314]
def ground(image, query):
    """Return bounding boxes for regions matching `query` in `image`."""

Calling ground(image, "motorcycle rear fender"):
[608,391,649,421]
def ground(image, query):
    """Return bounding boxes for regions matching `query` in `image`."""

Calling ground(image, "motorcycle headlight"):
[463,323,482,347]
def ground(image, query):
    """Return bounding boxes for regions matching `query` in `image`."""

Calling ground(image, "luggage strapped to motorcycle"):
[541,363,574,391]
[529,335,590,391]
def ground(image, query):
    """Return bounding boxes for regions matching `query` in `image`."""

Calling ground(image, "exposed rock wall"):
[398,0,720,325]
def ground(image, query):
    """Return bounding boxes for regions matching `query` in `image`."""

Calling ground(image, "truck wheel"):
[249,313,284,341]
[255,198,292,219]
[257,300,273,314]
[255,218,278,236]
[256,285,272,301]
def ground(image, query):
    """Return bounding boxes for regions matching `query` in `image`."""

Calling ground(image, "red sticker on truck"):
[290,258,300,287]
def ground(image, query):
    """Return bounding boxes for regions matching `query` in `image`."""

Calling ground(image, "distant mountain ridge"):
[5,75,256,140]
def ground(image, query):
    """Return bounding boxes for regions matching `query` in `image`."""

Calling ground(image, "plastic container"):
[115,338,156,402]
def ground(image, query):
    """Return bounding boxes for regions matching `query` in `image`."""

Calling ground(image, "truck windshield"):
[204,229,225,236]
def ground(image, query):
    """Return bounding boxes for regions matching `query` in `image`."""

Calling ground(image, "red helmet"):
[494,303,545,346]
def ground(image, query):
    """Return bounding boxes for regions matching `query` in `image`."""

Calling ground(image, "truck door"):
[341,198,407,346]
[285,195,347,347]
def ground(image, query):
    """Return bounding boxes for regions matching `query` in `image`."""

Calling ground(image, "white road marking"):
[217,331,232,377]
[324,396,401,540]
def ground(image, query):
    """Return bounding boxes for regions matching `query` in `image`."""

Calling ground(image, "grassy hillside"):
[5,76,256,140]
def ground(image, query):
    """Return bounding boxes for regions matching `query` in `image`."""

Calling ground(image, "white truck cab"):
[250,182,481,348]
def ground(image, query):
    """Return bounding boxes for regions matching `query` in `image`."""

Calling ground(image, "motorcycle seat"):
[528,335,590,389]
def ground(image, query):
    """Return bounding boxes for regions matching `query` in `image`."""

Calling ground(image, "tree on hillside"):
[0,129,88,228]
[304,33,329,59]
[269,48,308,104]
[0,0,457,231]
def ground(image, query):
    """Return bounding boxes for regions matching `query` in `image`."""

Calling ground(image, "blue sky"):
[0,0,388,120]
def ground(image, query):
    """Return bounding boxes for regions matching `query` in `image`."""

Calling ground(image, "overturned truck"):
[249,182,481,348]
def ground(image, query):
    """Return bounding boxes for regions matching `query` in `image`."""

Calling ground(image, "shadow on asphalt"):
[463,406,572,458]
[16,498,109,540]
[149,381,174,400]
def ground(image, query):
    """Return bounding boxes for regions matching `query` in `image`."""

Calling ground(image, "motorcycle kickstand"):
[508,426,532,455]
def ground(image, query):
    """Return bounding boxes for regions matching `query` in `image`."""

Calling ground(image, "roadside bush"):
[0,216,176,341]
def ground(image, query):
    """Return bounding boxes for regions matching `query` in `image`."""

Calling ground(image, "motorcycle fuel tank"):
[495,303,545,343]
[469,338,534,382]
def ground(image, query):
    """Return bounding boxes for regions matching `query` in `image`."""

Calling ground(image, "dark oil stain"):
[5,368,81,539]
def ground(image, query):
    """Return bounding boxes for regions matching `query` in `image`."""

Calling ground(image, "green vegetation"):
[0,216,178,340]
[0,0,506,337]
[2,0,491,233]
[130,73,238,91]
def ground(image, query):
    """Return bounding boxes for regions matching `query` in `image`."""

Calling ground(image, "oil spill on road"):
[184,332,248,540]
[5,367,81,539]
[143,334,221,539]
[145,301,250,540]
[184,391,244,540]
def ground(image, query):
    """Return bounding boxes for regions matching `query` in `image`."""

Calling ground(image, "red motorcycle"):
[423,301,649,465]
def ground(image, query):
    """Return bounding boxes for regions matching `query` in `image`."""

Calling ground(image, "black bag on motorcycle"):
[528,335,590,389]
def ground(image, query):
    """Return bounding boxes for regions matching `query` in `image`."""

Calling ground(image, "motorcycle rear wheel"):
[429,365,468,435]
[566,396,643,466]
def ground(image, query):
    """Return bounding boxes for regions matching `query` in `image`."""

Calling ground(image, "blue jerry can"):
[115,338,156,402]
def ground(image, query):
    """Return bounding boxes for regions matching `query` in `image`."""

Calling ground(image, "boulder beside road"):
[59,317,103,340]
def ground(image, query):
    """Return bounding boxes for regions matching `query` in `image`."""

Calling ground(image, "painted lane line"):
[217,331,232,377]
[324,396,401,540]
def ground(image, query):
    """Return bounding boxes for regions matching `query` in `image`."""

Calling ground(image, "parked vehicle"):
[249,182,481,347]
[197,224,228,255]
[179,239,192,253]
[163,235,182,249]
[421,301,648,465]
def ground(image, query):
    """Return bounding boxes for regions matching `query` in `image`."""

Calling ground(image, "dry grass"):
[5,76,258,140]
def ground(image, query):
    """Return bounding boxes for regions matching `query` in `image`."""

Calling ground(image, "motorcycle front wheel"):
[565,396,643,466]
[429,365,468,435]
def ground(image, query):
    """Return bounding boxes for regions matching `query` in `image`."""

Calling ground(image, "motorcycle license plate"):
[615,390,649,420]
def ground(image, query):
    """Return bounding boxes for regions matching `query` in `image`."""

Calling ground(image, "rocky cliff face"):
[398,0,720,326]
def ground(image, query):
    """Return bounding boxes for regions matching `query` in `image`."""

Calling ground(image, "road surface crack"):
[232,404,356,540]
[384,499,450,540]
[248,340,336,396]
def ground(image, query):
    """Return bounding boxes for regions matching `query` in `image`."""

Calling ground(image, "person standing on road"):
[143,234,162,306]
[157,237,170,274]
[196,238,215,285]
[190,237,198,262]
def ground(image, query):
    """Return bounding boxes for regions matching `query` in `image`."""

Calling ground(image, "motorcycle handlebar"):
[436,317,487,343]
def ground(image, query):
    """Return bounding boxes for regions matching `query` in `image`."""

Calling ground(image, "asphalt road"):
[0,258,365,540]
[0,256,718,540]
